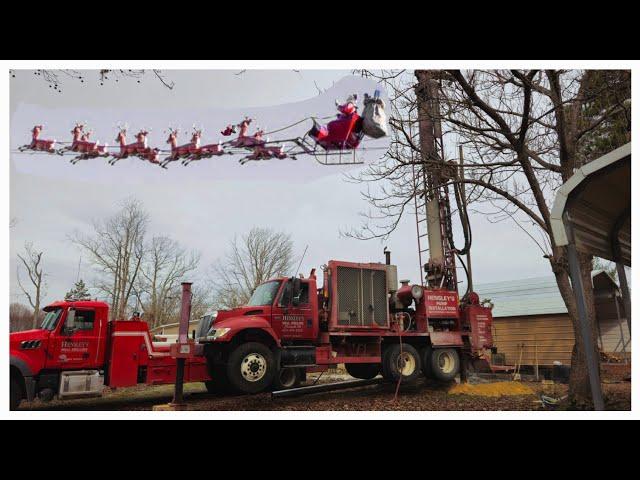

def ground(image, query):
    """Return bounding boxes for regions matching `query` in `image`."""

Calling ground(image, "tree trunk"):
[550,246,601,408]
[32,295,40,329]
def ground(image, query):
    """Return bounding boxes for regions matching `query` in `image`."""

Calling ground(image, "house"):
[149,311,217,340]
[475,271,630,367]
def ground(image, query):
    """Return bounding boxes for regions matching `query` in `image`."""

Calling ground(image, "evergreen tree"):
[65,279,91,301]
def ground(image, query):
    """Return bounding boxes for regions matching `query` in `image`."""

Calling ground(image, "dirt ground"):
[18,373,631,412]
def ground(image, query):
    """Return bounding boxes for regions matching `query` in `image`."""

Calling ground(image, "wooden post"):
[534,334,539,381]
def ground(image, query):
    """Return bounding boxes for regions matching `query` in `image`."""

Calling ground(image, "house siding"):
[492,314,575,366]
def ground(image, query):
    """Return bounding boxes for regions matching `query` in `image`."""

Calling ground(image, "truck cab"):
[10,300,110,410]
[199,274,318,393]
[202,275,319,345]
[10,299,210,410]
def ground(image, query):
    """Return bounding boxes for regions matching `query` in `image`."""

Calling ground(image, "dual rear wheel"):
[382,344,422,383]
[421,346,460,381]
[379,344,461,384]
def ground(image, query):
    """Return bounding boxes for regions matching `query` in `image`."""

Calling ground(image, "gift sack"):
[362,93,388,139]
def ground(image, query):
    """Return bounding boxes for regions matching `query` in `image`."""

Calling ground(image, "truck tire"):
[297,368,307,385]
[226,342,276,394]
[271,368,302,390]
[420,345,434,379]
[430,348,460,382]
[204,377,231,395]
[10,376,23,411]
[381,344,421,383]
[345,363,380,380]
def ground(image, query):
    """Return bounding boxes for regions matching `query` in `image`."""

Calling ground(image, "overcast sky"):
[9,69,552,307]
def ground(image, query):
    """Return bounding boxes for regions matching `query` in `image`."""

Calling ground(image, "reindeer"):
[183,128,225,165]
[56,122,85,155]
[229,117,266,148]
[111,127,160,166]
[110,125,145,164]
[130,129,161,164]
[160,127,200,168]
[19,125,56,153]
[238,117,252,137]
[239,143,288,165]
[69,128,109,164]
[54,122,108,163]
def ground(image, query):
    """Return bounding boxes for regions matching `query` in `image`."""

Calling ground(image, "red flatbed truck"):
[10,254,496,409]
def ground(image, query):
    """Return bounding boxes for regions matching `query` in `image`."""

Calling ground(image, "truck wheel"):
[430,348,460,382]
[226,342,276,394]
[297,368,307,385]
[345,363,380,380]
[382,344,421,383]
[420,345,434,379]
[271,368,301,390]
[204,378,231,395]
[10,377,23,411]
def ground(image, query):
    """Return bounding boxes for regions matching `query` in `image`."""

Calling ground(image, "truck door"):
[46,308,102,370]
[272,279,315,341]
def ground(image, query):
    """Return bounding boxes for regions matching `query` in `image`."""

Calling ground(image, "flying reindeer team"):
[16,92,388,167]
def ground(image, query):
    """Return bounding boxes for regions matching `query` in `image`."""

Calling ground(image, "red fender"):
[210,315,281,347]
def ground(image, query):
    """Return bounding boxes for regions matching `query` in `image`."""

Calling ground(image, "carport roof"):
[550,143,631,266]
[474,270,617,318]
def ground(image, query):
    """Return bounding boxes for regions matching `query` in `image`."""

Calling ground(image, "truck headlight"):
[207,327,231,340]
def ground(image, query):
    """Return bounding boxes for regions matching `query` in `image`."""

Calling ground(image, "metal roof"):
[550,143,631,266]
[474,270,617,318]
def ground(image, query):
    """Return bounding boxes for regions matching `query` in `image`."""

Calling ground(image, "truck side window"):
[73,310,95,331]
[279,281,293,306]
[298,283,309,305]
[279,281,310,306]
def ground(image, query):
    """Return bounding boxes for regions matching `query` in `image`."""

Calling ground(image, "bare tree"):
[136,236,201,329]
[16,242,46,328]
[350,69,630,407]
[190,284,214,323]
[210,227,295,310]
[10,303,42,332]
[72,197,148,320]
[10,69,175,93]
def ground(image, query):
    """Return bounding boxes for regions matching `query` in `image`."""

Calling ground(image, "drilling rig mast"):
[414,70,468,293]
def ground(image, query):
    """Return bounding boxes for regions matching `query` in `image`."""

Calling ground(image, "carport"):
[550,143,631,410]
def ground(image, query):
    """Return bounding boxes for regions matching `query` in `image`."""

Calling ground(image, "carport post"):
[612,207,631,335]
[564,213,605,410]
[616,263,631,335]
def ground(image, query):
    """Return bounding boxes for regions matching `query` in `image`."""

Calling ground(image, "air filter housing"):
[330,261,389,329]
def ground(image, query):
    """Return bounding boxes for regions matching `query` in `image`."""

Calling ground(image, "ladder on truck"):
[410,116,456,289]
[412,160,429,287]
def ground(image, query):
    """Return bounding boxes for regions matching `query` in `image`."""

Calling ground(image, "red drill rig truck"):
[197,253,495,395]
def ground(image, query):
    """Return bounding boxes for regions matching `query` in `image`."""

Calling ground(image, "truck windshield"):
[41,308,62,331]
[247,281,281,306]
